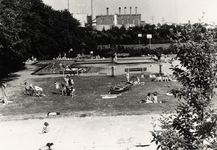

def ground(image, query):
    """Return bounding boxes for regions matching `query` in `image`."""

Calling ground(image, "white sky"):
[42,0,217,25]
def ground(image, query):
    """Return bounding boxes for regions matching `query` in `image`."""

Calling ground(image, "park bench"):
[59,70,82,75]
[125,67,147,72]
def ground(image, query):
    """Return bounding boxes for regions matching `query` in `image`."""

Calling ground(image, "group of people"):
[126,72,143,85]
[141,92,161,103]
[24,82,44,97]
[23,76,75,98]
[24,76,75,98]
[55,75,75,97]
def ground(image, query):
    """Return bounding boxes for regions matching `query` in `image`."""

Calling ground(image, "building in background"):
[93,7,144,31]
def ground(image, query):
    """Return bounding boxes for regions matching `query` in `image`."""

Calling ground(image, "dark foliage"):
[0,0,81,77]
[151,21,217,149]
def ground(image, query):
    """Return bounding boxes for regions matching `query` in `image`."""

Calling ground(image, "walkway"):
[0,114,160,150]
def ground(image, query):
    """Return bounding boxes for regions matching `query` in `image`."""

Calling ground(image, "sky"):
[42,0,217,25]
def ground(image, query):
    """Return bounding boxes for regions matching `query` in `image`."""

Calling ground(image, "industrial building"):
[94,7,145,31]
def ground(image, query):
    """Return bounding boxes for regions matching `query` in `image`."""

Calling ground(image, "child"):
[55,82,59,90]
[41,122,50,134]
[70,87,75,98]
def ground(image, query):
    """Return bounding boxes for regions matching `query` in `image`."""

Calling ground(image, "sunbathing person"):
[25,84,35,96]
[152,92,158,103]
[27,84,44,96]
[34,85,43,96]
[146,93,153,103]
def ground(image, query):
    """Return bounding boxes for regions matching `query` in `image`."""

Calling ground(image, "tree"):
[0,0,30,77]
[0,0,84,77]
[151,22,217,149]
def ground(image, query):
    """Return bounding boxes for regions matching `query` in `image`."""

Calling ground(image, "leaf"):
[150,131,156,138]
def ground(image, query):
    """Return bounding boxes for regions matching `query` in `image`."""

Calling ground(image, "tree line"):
[0,0,84,77]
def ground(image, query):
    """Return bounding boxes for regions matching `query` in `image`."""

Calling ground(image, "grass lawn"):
[0,74,182,118]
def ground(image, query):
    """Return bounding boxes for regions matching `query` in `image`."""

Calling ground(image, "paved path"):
[0,114,160,150]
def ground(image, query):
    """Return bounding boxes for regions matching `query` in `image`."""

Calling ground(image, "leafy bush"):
[151,22,217,149]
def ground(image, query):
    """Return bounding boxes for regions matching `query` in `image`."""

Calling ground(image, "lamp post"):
[109,49,115,77]
[159,63,163,75]
[111,52,115,77]
[90,51,93,58]
[138,33,142,46]
[59,63,65,77]
[147,34,152,50]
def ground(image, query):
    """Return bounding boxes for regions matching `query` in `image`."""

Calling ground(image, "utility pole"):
[91,0,93,27]
[91,0,93,18]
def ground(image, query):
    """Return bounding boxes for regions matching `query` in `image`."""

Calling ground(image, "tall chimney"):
[124,7,126,14]
[130,7,132,15]
[135,7,137,15]
[107,7,109,15]
[119,7,121,15]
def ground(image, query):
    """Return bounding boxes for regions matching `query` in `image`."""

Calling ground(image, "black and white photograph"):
[0,0,217,149]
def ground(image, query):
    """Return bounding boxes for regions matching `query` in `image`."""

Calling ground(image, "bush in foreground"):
[151,22,217,149]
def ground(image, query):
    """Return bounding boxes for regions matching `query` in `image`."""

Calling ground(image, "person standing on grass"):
[60,82,66,95]
[136,76,140,84]
[68,77,74,87]
[1,83,8,104]
[70,87,75,98]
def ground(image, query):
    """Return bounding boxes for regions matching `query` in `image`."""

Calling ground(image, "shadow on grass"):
[0,74,20,84]
[51,92,61,95]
